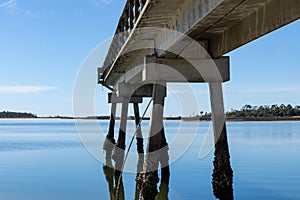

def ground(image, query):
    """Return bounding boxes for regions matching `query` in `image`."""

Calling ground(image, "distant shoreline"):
[182,116,300,122]
[2,104,300,122]
[1,117,300,122]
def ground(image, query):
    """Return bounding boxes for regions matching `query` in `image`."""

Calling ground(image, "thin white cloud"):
[0,86,56,94]
[0,0,18,15]
[0,0,16,8]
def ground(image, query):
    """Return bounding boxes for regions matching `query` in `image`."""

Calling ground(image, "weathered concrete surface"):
[112,97,129,176]
[100,0,300,86]
[212,125,233,200]
[143,55,230,83]
[139,83,166,200]
[103,102,117,163]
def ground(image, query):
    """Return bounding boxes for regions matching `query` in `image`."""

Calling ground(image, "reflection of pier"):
[98,0,300,199]
[102,122,233,199]
[103,119,170,199]
[103,157,170,200]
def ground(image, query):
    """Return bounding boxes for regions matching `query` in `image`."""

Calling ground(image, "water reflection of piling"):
[212,125,234,200]
[103,152,170,200]
[157,149,170,200]
[103,164,125,200]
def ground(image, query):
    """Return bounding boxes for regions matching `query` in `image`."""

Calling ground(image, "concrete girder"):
[143,55,230,83]
[110,55,229,88]
[115,83,157,98]
[108,93,143,104]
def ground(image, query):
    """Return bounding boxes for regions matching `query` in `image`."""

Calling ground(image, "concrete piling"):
[212,125,233,200]
[139,83,166,200]
[112,97,130,176]
[103,102,117,166]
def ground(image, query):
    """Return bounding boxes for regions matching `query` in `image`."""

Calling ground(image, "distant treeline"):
[0,111,37,118]
[2,104,300,120]
[201,104,300,119]
[227,104,300,118]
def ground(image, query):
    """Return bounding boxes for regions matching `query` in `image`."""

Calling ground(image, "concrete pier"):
[139,83,166,200]
[133,103,144,154]
[112,97,129,176]
[212,125,233,200]
[97,0,300,199]
[103,102,116,163]
[209,82,233,199]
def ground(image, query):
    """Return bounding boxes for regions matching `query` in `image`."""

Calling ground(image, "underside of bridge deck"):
[99,0,300,86]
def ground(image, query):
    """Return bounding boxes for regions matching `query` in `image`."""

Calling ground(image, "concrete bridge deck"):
[99,0,300,86]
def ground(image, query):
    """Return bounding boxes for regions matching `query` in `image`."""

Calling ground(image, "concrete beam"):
[143,56,229,83]
[108,93,143,103]
[116,83,165,97]
[114,64,144,84]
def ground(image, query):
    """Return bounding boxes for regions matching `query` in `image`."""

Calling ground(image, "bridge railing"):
[99,0,147,84]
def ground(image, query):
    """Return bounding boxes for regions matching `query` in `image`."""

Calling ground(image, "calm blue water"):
[0,120,299,199]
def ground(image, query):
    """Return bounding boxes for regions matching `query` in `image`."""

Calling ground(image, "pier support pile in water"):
[101,54,231,199]
[212,125,233,200]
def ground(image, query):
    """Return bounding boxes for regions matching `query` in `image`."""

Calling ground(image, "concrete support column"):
[209,82,233,200]
[133,103,145,200]
[133,102,144,175]
[103,102,117,164]
[112,97,130,176]
[209,82,226,143]
[133,103,144,153]
[133,103,144,154]
[116,97,130,149]
[139,82,166,200]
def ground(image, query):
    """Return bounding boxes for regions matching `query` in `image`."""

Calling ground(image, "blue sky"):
[0,0,299,117]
